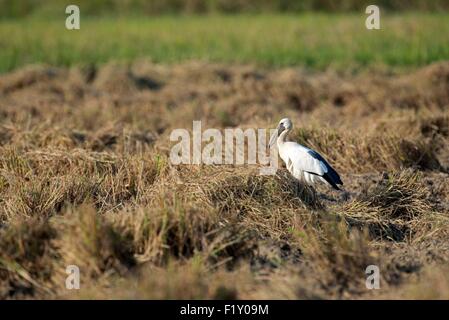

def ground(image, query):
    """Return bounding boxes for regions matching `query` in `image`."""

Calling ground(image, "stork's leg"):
[309,184,318,202]
[296,179,312,201]
[293,178,304,198]
[303,173,316,201]
[293,179,301,197]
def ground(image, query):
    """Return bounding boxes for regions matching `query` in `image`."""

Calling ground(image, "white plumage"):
[270,118,343,190]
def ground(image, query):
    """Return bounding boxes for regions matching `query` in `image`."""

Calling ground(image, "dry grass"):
[0,61,448,299]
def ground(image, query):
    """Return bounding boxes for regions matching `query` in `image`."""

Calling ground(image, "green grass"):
[0,13,448,73]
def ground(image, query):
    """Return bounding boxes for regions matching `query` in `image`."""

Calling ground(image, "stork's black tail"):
[322,172,342,191]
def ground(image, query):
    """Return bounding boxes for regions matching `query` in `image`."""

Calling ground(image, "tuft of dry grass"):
[0,219,56,298]
[358,171,431,221]
[338,171,436,241]
[301,220,379,298]
[51,203,136,287]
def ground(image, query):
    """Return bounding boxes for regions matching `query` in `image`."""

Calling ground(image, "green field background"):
[1,13,448,73]
[0,1,448,73]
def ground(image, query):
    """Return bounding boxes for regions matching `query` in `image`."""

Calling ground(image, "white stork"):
[269,118,343,190]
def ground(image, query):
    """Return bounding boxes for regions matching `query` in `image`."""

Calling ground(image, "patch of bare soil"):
[0,61,448,299]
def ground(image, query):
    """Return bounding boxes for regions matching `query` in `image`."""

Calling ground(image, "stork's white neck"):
[277,129,290,148]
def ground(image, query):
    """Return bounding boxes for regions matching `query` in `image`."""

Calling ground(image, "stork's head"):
[278,118,293,133]
[269,118,293,147]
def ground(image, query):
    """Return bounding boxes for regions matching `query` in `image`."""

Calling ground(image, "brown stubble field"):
[0,60,448,299]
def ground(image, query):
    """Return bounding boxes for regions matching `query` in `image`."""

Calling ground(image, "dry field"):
[0,60,448,299]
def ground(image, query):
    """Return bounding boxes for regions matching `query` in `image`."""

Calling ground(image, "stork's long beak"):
[269,124,285,148]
